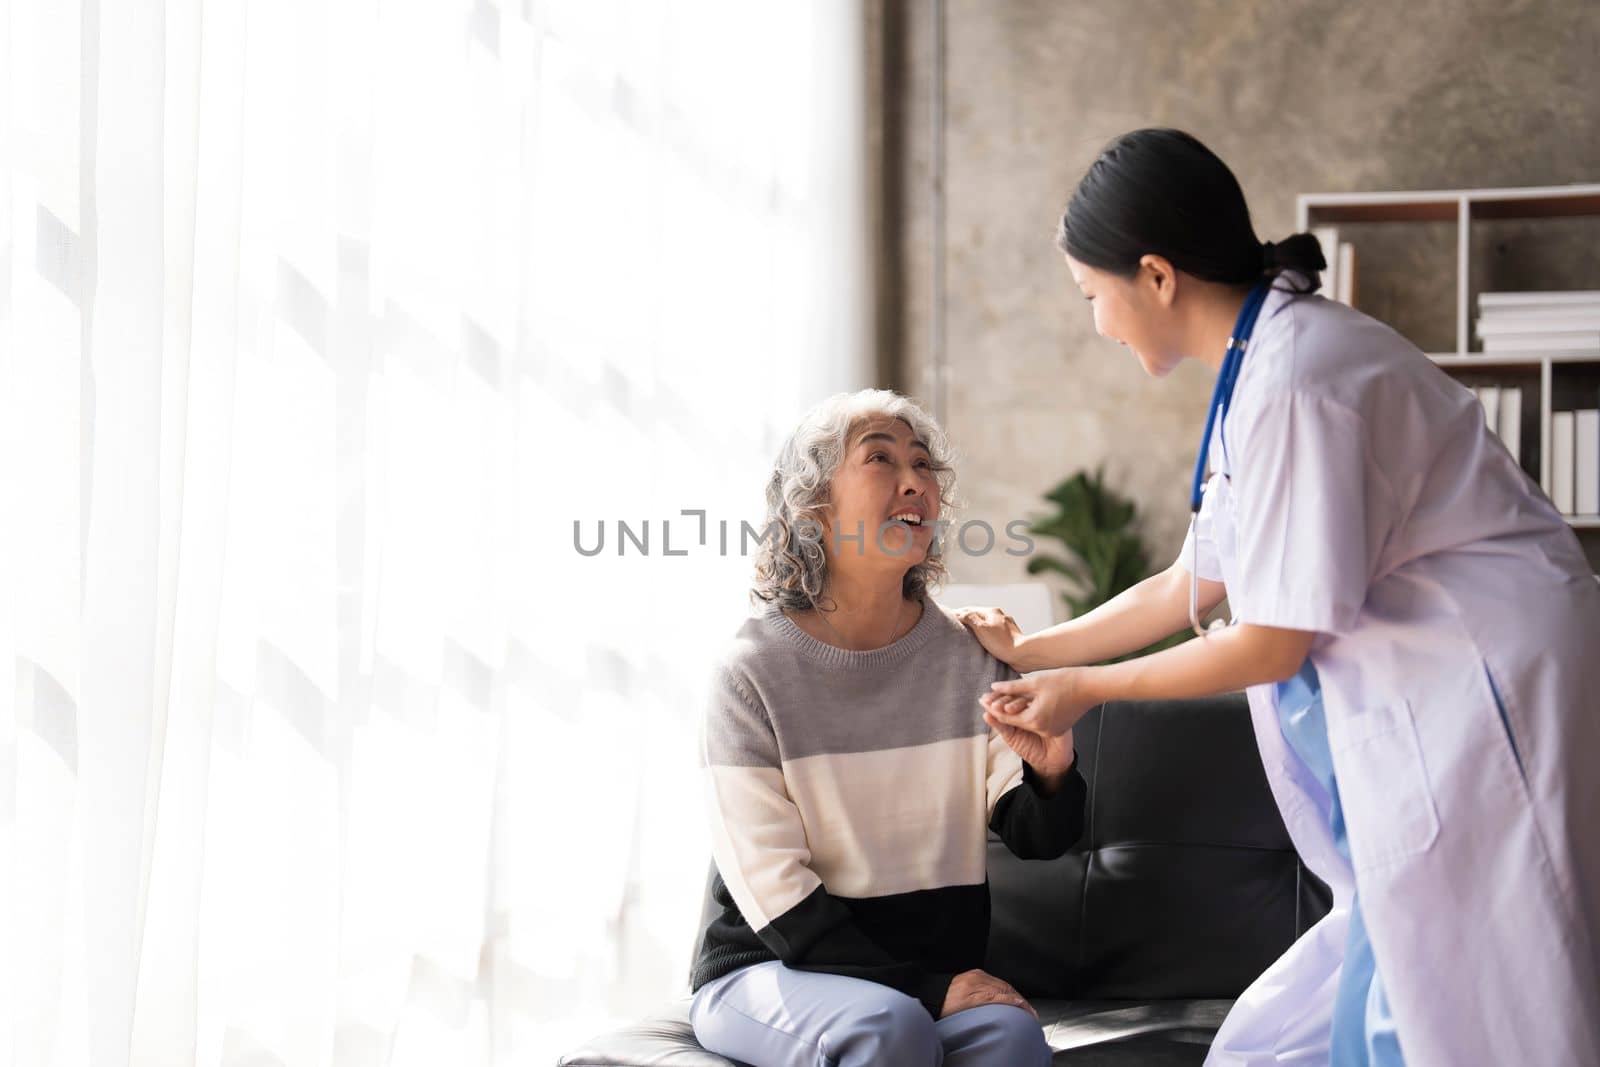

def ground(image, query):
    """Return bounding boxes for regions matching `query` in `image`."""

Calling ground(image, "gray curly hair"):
[751,390,960,611]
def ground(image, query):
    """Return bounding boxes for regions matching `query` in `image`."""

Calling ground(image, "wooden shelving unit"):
[1297,184,1600,543]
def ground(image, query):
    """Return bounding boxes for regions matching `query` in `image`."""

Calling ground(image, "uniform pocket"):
[1330,699,1441,872]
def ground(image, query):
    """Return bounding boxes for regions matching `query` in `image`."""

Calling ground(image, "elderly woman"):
[689,390,1087,1067]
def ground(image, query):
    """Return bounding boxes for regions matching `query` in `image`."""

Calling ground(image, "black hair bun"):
[1264,232,1329,274]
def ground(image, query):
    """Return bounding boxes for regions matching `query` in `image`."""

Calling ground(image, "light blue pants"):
[689,961,1052,1067]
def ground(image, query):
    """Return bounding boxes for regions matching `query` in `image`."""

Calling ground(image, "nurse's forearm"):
[1079,623,1314,703]
[1015,564,1225,671]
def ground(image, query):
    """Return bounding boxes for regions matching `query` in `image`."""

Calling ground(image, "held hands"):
[982,693,1076,783]
[940,968,1037,1020]
[982,668,1096,739]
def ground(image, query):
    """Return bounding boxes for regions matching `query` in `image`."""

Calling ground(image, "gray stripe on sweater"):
[701,601,1017,767]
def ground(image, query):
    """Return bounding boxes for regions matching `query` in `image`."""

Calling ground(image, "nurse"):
[958,128,1600,1066]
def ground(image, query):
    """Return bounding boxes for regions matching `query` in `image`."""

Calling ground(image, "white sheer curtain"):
[1,0,871,1063]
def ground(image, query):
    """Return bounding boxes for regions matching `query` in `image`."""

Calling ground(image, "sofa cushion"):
[984,697,1331,999]
[556,1000,731,1067]
[1038,999,1233,1064]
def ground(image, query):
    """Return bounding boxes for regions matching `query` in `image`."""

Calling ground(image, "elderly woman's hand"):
[955,606,1029,668]
[981,691,1076,785]
[982,668,1097,739]
[940,969,1037,1020]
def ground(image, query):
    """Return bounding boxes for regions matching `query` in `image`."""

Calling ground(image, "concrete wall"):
[879,0,1600,598]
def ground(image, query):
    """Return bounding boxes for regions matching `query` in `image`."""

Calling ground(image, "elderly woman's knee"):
[951,1003,1052,1066]
[827,990,941,1066]
[993,1007,1052,1065]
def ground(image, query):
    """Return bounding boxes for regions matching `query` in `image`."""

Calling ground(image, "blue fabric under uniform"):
[1274,658,1405,1067]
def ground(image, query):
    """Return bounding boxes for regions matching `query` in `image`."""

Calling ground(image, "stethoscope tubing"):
[1188,280,1274,638]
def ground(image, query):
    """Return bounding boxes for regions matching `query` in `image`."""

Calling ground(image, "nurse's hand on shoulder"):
[955,606,1024,664]
[984,668,1093,738]
[941,969,1037,1020]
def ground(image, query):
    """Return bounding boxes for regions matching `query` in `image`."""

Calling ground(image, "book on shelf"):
[1498,387,1522,466]
[1473,385,1523,464]
[1478,290,1600,311]
[1476,314,1600,337]
[1312,225,1340,299]
[1475,385,1500,432]
[1475,291,1600,355]
[1481,332,1600,354]
[1552,412,1576,515]
[1578,409,1600,518]
[1310,226,1356,307]
[1336,242,1356,307]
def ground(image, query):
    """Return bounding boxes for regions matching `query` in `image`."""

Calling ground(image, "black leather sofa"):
[559,694,1331,1065]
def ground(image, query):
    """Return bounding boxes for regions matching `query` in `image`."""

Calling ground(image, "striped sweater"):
[693,597,1087,1016]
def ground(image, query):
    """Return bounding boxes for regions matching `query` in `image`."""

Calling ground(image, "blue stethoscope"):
[1188,279,1273,637]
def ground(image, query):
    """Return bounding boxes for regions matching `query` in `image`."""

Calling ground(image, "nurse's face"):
[1064,253,1183,377]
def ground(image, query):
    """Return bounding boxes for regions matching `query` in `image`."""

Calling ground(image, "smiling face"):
[1065,252,1185,378]
[822,415,941,575]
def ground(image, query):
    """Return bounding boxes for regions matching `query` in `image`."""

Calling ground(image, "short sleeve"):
[1174,471,1226,583]
[1228,391,1387,635]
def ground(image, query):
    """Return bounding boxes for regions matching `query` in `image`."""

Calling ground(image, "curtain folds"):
[2,1,871,1063]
